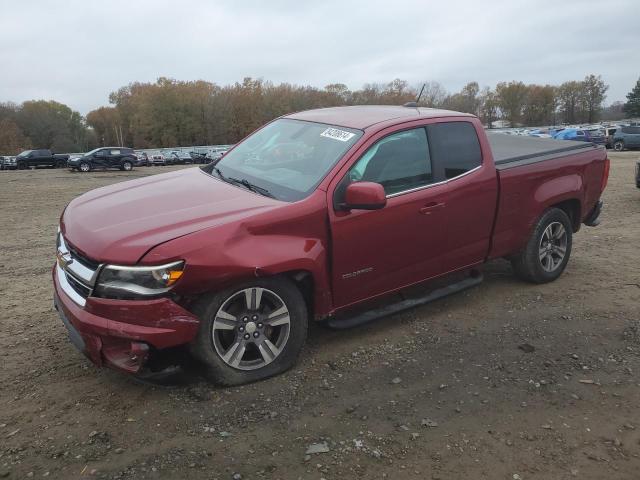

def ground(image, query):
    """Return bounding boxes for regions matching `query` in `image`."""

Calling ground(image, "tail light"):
[601,155,610,192]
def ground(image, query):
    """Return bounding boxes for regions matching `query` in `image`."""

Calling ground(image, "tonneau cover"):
[487,133,596,166]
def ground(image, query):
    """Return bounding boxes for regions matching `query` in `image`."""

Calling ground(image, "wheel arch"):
[549,198,581,232]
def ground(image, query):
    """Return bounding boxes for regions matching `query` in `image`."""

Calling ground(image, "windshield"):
[204,119,362,202]
[18,150,33,157]
[83,148,103,156]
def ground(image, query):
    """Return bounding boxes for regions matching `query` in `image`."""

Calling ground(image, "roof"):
[285,105,473,130]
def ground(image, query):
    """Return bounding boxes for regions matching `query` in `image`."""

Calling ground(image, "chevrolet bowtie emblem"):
[57,250,73,269]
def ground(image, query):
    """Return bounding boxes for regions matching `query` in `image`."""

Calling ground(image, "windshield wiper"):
[227,176,275,198]
[212,166,275,199]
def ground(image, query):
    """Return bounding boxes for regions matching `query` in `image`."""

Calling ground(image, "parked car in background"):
[2,156,17,169]
[612,126,640,151]
[53,105,609,385]
[134,151,150,166]
[15,149,70,169]
[164,151,192,165]
[149,153,166,165]
[553,128,605,144]
[209,148,229,161]
[68,147,137,172]
[603,126,618,148]
[189,151,209,164]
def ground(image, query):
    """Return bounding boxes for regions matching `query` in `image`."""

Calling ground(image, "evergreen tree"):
[623,77,640,118]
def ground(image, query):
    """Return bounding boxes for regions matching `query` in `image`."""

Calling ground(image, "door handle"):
[419,202,445,215]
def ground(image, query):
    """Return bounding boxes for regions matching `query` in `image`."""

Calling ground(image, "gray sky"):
[1,0,638,114]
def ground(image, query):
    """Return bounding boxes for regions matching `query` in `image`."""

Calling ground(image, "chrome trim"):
[56,264,87,307]
[57,232,101,286]
[65,256,99,284]
[385,165,482,199]
[102,260,184,272]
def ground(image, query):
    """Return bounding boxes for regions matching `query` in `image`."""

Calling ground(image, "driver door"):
[329,126,448,308]
[93,149,108,168]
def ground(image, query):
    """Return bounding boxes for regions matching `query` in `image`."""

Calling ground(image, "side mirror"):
[342,182,387,210]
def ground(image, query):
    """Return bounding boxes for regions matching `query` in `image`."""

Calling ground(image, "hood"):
[61,168,282,264]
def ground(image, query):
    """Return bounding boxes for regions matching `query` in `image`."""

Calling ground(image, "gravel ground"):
[1,152,639,480]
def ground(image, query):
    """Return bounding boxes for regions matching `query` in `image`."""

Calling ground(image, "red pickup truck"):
[53,106,609,385]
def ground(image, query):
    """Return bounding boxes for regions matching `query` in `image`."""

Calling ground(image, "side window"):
[576,131,585,136]
[427,122,482,180]
[109,149,121,155]
[347,128,432,196]
[95,150,106,157]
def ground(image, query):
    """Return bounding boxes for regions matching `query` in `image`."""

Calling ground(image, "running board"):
[326,273,483,330]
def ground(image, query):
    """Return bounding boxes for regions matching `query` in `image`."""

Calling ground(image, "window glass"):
[427,122,482,180]
[209,118,362,202]
[110,150,121,155]
[95,150,107,157]
[347,128,432,196]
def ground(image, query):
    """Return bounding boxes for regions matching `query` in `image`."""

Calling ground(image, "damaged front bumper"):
[52,265,200,374]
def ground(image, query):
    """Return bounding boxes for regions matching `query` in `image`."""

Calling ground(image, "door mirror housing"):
[342,182,387,210]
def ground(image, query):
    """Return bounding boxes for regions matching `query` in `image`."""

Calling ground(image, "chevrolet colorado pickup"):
[53,105,609,385]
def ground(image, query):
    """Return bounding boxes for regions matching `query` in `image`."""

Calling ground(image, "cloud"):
[0,0,637,113]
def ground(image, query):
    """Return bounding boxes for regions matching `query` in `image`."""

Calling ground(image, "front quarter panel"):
[142,190,333,317]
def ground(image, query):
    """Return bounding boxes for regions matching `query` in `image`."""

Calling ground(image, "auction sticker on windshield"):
[320,127,356,142]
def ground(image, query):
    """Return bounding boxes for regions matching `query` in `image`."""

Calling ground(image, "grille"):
[67,244,100,270]
[66,273,92,298]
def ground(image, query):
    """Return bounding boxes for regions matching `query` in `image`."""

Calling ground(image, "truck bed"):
[487,133,599,169]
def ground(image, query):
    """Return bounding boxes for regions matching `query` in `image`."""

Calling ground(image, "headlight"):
[95,261,185,298]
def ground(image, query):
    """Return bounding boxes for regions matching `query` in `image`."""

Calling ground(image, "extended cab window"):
[427,122,482,180]
[348,128,433,196]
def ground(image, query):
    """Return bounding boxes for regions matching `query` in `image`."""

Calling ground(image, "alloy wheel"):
[538,221,567,272]
[211,287,291,370]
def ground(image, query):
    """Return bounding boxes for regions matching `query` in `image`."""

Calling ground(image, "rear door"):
[329,126,448,308]
[108,149,121,168]
[426,121,498,272]
[629,127,640,147]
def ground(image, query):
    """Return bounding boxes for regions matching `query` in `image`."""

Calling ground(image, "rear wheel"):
[191,277,308,385]
[614,140,625,151]
[79,162,91,172]
[511,208,573,283]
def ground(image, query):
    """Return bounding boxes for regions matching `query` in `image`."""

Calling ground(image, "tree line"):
[1,74,638,155]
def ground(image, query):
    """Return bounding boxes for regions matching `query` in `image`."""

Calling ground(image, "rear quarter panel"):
[489,146,607,259]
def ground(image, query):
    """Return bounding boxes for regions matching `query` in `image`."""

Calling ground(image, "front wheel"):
[511,208,573,283]
[191,277,308,385]
[17,161,27,170]
[614,141,625,152]
[79,162,91,172]
[121,160,133,171]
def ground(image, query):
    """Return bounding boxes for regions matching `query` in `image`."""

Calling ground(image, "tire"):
[121,160,133,171]
[614,141,625,152]
[17,161,27,170]
[79,162,91,172]
[191,276,308,386]
[511,208,573,284]
[56,159,67,168]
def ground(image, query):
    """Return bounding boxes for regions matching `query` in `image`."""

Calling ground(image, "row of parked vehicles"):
[0,146,230,172]
[497,123,640,151]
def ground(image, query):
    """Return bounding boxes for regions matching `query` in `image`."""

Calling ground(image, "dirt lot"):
[1,153,639,480]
